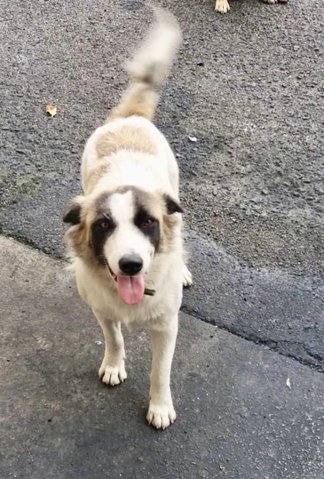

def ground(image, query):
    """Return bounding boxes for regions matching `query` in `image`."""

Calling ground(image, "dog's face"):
[63,186,182,305]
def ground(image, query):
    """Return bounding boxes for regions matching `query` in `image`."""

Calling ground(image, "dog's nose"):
[119,254,143,276]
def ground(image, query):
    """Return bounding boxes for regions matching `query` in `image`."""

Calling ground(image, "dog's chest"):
[77,273,167,324]
[95,293,167,326]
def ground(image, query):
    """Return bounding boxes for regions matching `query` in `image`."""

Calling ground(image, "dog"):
[215,0,288,14]
[63,8,192,430]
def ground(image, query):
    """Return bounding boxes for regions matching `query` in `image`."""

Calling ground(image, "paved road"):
[1,237,324,479]
[1,0,323,274]
[1,0,323,368]
[0,2,323,472]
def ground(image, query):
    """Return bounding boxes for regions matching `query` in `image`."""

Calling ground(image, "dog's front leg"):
[147,318,178,430]
[93,310,127,386]
[215,0,230,13]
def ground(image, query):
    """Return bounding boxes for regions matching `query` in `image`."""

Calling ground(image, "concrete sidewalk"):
[1,236,323,479]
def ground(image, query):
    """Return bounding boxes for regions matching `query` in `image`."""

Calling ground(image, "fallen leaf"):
[286,377,292,389]
[46,103,57,117]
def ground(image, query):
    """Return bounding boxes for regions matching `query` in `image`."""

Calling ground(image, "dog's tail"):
[107,7,182,122]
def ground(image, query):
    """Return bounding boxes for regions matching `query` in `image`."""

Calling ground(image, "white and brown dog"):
[63,9,192,430]
[215,0,288,14]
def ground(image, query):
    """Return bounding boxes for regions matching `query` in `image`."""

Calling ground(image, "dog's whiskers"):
[97,255,112,281]
[104,263,112,281]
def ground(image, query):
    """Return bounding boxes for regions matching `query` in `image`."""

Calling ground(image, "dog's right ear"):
[63,197,84,225]
[164,194,184,215]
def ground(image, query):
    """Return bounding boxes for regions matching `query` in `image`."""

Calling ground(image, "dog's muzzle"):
[98,255,156,296]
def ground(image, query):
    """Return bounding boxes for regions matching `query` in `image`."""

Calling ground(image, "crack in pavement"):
[2,229,323,373]
[182,302,324,373]
[182,230,324,372]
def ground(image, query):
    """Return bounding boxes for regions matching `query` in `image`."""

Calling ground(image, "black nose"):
[119,254,143,276]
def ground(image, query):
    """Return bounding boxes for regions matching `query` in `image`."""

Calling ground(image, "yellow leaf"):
[46,103,57,117]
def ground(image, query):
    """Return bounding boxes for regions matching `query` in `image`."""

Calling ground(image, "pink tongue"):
[116,274,145,305]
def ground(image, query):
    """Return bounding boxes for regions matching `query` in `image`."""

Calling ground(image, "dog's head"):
[63,186,182,305]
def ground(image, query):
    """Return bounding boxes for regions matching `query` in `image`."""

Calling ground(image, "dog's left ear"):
[63,197,84,225]
[164,194,183,215]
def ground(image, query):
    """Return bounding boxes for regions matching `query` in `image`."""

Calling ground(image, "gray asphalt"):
[1,237,324,479]
[0,0,324,476]
[0,0,323,371]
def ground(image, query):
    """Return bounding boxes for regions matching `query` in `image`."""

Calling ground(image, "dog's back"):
[81,8,182,198]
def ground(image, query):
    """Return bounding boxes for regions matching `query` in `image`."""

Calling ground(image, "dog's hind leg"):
[147,320,178,430]
[262,0,288,3]
[94,311,127,386]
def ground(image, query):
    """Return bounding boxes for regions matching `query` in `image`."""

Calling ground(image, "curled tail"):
[108,7,182,122]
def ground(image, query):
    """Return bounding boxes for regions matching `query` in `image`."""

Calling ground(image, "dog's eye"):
[92,215,115,236]
[99,220,112,231]
[142,217,155,227]
[94,218,114,232]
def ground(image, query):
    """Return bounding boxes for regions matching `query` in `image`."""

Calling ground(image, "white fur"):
[75,115,186,430]
[74,213,183,429]
[67,9,189,430]
[82,116,179,196]
[127,6,182,87]
[105,191,154,277]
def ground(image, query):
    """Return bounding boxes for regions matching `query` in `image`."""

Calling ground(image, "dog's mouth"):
[100,256,155,304]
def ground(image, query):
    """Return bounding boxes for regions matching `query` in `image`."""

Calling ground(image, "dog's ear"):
[63,197,84,225]
[164,194,183,215]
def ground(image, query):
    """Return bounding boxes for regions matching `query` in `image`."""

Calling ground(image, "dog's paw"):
[99,360,127,386]
[146,402,176,430]
[215,0,230,13]
[262,0,288,3]
[183,265,193,288]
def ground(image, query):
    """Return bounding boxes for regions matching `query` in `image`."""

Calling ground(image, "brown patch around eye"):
[134,207,160,250]
[98,219,111,231]
[91,215,116,260]
[143,217,155,227]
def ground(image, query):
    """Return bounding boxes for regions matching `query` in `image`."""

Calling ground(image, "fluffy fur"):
[215,0,288,14]
[63,8,192,430]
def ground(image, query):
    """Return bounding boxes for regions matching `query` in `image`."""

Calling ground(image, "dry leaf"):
[286,377,292,389]
[46,103,57,117]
